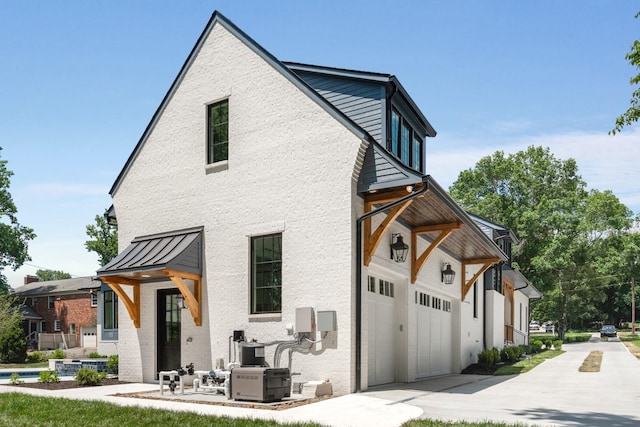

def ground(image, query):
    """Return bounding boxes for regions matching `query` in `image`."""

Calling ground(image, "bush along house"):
[96,11,537,394]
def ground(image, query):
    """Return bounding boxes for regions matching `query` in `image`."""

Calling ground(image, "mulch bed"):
[12,378,128,391]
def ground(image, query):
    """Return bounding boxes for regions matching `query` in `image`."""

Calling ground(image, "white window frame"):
[54,320,61,332]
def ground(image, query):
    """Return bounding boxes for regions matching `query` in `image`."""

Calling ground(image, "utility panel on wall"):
[317,311,336,332]
[295,307,315,333]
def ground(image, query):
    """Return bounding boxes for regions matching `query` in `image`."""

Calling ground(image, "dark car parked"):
[600,325,617,337]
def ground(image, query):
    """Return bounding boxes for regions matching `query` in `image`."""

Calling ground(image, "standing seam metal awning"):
[96,226,203,328]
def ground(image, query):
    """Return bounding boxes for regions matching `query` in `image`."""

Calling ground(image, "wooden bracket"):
[363,199,413,266]
[411,222,462,283]
[461,258,501,301]
[164,269,202,326]
[101,276,141,328]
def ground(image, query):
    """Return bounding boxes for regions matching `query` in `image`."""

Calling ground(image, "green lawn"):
[0,393,532,427]
[494,350,563,375]
[0,362,48,369]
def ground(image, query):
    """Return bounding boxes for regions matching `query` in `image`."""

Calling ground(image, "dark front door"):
[157,289,181,374]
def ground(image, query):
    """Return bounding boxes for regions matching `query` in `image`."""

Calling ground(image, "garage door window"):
[368,276,394,298]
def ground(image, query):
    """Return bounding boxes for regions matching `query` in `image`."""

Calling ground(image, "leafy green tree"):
[611,12,640,135]
[85,209,118,266]
[35,269,71,281]
[449,146,635,336]
[0,295,26,363]
[0,148,36,294]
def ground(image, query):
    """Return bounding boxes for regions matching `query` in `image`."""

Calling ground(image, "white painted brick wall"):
[112,23,362,394]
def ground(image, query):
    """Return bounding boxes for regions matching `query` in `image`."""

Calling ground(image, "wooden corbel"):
[411,222,462,283]
[100,276,141,328]
[461,258,501,301]
[363,199,414,266]
[164,269,202,326]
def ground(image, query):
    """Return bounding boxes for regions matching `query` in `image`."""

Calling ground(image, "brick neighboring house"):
[11,276,102,350]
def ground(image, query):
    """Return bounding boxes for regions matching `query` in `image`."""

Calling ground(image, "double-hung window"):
[207,100,229,164]
[251,234,282,314]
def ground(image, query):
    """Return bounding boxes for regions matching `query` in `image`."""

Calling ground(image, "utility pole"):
[632,275,636,335]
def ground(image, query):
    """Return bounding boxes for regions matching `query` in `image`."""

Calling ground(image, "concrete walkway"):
[1,337,639,426]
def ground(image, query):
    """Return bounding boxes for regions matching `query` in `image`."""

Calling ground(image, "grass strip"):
[578,351,602,372]
[493,350,564,375]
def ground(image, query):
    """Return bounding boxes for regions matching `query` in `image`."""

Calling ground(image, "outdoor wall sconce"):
[176,294,187,310]
[441,263,456,285]
[390,233,409,263]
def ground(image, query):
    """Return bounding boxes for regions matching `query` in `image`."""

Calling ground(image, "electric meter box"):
[295,307,315,333]
[317,310,336,332]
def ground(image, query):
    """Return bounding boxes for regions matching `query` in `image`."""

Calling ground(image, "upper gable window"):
[207,100,229,164]
[390,108,423,172]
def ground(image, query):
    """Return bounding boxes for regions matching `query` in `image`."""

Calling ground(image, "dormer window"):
[390,108,423,172]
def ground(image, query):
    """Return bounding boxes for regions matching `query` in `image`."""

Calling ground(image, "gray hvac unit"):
[239,342,266,366]
[230,367,291,402]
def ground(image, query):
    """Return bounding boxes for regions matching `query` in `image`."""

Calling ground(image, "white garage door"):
[416,291,452,377]
[367,276,396,386]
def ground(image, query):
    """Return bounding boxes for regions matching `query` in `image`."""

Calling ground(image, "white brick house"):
[96,11,538,394]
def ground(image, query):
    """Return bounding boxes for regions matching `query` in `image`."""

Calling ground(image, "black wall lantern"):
[390,233,409,263]
[441,263,456,285]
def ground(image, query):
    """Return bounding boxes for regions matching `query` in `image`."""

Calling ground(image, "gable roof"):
[11,276,102,297]
[109,11,374,196]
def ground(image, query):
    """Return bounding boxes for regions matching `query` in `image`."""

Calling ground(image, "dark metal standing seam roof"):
[96,227,203,278]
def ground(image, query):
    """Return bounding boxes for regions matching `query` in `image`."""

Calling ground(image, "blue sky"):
[1,1,639,289]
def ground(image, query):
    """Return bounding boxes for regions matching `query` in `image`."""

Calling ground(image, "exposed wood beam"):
[164,269,202,326]
[364,184,426,205]
[101,276,140,328]
[461,258,501,301]
[411,222,462,283]
[363,199,413,266]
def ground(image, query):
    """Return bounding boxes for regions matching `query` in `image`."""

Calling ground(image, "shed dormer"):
[286,63,436,174]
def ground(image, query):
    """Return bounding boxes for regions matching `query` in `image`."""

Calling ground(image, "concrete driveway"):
[364,335,640,426]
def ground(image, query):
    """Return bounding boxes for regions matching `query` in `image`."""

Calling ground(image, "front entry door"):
[157,289,181,374]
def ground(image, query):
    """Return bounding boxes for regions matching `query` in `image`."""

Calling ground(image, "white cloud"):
[428,127,640,214]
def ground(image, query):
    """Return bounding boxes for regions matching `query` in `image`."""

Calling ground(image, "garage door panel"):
[416,291,452,378]
[367,276,396,386]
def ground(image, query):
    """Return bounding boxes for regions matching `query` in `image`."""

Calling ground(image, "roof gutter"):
[355,175,430,392]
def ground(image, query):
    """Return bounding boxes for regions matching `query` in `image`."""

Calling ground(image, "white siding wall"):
[485,290,505,350]
[112,23,363,394]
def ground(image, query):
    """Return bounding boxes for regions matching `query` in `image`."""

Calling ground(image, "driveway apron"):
[365,336,640,426]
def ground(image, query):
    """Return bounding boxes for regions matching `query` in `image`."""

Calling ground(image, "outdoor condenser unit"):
[230,367,291,402]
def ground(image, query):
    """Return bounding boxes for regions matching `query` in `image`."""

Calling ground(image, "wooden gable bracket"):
[363,198,414,266]
[410,222,462,284]
[164,269,202,326]
[100,276,141,328]
[461,258,501,301]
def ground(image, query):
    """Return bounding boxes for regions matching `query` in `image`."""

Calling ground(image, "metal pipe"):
[355,176,430,392]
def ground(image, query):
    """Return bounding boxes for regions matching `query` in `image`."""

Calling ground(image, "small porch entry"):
[158,289,182,374]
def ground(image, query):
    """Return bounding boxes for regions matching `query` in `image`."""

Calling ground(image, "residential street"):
[365,336,640,426]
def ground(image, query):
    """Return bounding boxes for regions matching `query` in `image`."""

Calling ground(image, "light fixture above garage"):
[441,263,456,285]
[390,233,409,263]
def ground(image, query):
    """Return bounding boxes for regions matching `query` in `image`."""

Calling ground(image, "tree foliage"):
[0,147,36,294]
[0,295,26,363]
[449,146,636,335]
[611,11,640,135]
[35,269,71,281]
[85,210,118,266]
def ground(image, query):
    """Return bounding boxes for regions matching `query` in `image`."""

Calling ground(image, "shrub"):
[544,339,553,349]
[553,340,563,350]
[75,368,106,386]
[88,352,107,359]
[38,370,59,383]
[500,346,524,362]
[25,351,47,363]
[107,354,118,375]
[9,372,23,385]
[530,340,543,353]
[49,348,66,359]
[0,321,27,363]
[478,347,500,368]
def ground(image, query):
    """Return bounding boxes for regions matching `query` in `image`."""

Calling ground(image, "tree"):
[0,147,36,294]
[0,294,26,363]
[85,209,118,266]
[611,12,640,135]
[35,269,71,281]
[449,146,636,336]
